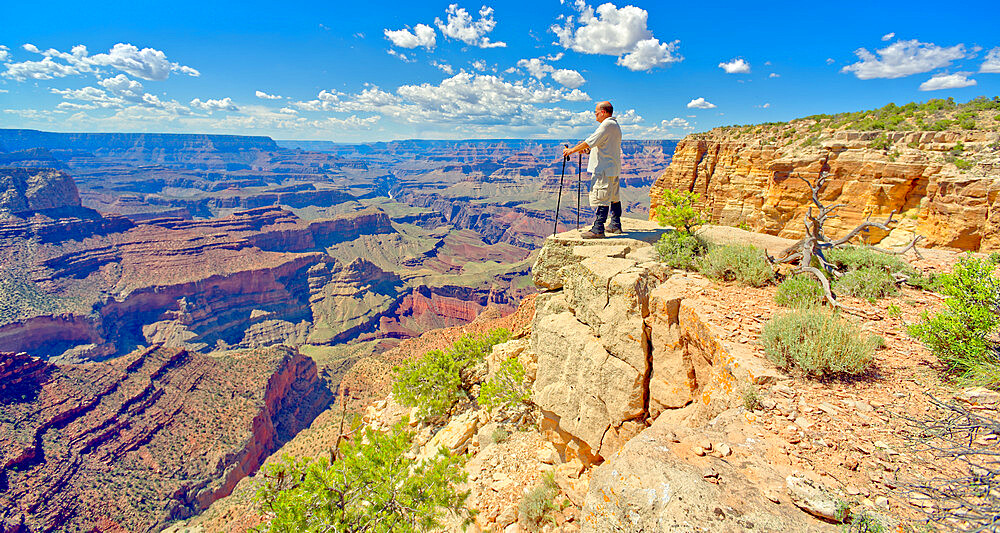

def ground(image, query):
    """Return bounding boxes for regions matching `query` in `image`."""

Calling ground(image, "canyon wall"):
[0,345,332,533]
[650,128,1000,251]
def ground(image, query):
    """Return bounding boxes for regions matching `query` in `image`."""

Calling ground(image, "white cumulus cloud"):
[387,49,416,62]
[981,47,1000,73]
[99,74,144,101]
[190,97,239,112]
[2,42,199,82]
[551,68,586,89]
[719,58,751,74]
[256,90,283,100]
[384,23,437,49]
[435,4,506,48]
[769,72,780,78]
[431,60,455,74]
[881,32,895,42]
[0,45,8,62]
[687,97,716,109]
[841,39,967,79]
[552,1,681,71]
[919,72,977,91]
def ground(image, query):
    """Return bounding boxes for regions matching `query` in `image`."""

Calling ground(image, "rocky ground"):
[173,220,997,533]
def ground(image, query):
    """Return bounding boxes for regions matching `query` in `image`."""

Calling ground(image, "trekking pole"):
[554,146,568,236]
[576,152,582,231]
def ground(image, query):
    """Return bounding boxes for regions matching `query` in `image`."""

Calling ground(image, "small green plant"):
[834,267,899,301]
[887,150,900,162]
[869,134,892,150]
[908,255,1000,386]
[775,275,825,308]
[949,141,965,156]
[393,329,510,420]
[698,244,774,287]
[654,230,706,269]
[824,246,911,276]
[491,426,510,444]
[835,499,853,523]
[518,473,559,531]
[479,357,530,415]
[741,386,761,411]
[844,509,888,533]
[954,158,973,170]
[655,189,706,233]
[887,303,902,318]
[255,424,468,532]
[762,308,878,377]
[735,220,751,231]
[907,140,920,149]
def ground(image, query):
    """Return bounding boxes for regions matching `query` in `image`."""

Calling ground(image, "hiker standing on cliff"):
[563,100,622,239]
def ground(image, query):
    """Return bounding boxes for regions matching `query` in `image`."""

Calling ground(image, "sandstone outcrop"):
[529,219,743,463]
[650,126,1000,251]
[0,345,332,532]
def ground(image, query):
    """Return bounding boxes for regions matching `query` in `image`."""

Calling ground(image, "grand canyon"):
[0,129,673,531]
[2,97,999,532]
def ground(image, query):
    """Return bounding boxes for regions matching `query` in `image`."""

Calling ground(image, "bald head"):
[597,101,613,115]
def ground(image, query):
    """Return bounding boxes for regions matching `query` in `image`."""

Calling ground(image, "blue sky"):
[1,0,999,142]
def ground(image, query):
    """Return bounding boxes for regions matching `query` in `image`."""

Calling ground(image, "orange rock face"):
[0,345,331,532]
[649,129,1000,251]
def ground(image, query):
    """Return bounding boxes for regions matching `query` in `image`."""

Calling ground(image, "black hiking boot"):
[606,202,623,234]
[582,205,609,239]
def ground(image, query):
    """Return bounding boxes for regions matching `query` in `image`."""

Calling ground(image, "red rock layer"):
[0,345,331,532]
[649,129,1000,251]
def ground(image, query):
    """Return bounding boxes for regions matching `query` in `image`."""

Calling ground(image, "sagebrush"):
[699,244,773,287]
[774,275,824,308]
[518,473,559,530]
[653,230,706,269]
[762,308,877,377]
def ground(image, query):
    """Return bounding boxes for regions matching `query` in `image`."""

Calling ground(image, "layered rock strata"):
[0,345,332,532]
[650,128,1000,250]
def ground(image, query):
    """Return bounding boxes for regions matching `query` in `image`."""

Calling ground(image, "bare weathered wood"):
[771,171,921,316]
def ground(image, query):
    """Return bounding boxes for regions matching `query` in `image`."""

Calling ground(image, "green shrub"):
[868,134,892,150]
[654,230,706,269]
[762,309,877,377]
[824,246,911,275]
[255,424,468,532]
[741,386,761,411]
[655,189,706,233]
[491,426,510,444]
[954,158,973,170]
[479,357,530,415]
[393,329,510,420]
[908,255,1000,386]
[949,141,965,155]
[698,244,774,286]
[518,473,559,530]
[775,275,825,308]
[834,267,899,300]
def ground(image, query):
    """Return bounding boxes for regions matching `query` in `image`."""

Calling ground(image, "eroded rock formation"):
[650,128,1000,251]
[0,345,332,532]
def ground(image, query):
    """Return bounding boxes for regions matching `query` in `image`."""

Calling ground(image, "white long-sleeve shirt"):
[584,116,622,178]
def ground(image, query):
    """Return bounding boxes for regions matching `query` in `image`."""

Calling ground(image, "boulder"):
[581,416,839,532]
[418,410,479,460]
[646,280,736,418]
[531,312,645,458]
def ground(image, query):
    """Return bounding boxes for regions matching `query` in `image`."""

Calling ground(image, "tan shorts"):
[589,174,620,207]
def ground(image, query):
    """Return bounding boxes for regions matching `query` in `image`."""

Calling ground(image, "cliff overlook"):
[650,96,1000,251]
